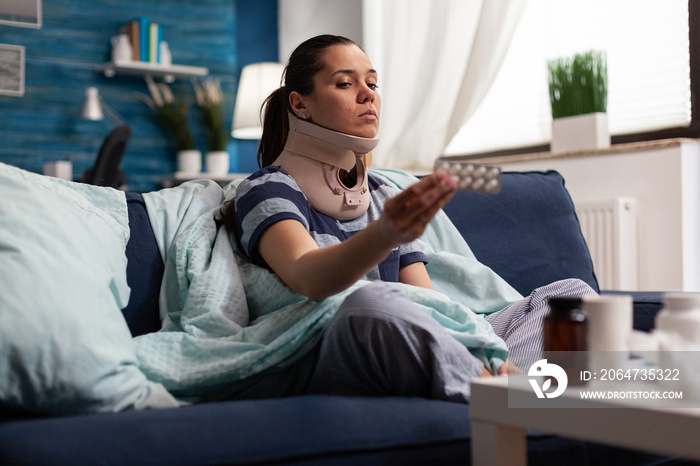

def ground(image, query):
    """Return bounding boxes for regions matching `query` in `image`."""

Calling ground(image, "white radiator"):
[574,198,638,290]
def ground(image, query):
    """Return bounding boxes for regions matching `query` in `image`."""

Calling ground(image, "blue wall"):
[0,0,277,192]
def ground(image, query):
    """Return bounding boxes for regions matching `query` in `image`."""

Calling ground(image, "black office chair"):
[83,124,131,188]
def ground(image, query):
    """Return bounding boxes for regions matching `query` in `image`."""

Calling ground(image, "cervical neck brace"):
[273,114,380,220]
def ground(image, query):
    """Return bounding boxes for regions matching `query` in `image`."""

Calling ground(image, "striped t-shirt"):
[234,166,427,282]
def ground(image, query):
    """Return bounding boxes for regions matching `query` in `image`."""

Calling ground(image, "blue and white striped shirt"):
[234,166,427,282]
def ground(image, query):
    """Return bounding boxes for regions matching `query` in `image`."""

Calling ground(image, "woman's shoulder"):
[243,165,287,183]
[235,166,306,209]
[236,166,300,194]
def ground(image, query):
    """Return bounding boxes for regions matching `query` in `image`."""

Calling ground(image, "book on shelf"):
[119,20,139,61]
[118,17,164,65]
[136,16,149,63]
[149,23,161,64]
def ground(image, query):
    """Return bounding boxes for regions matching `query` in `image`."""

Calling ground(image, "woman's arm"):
[258,172,456,301]
[398,262,434,289]
[259,218,400,301]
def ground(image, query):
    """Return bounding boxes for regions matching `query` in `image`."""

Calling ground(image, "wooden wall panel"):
[0,0,277,192]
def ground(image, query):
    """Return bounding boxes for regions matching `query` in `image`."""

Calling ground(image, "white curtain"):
[363,0,528,171]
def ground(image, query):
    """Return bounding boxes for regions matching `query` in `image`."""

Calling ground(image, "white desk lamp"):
[80,87,131,187]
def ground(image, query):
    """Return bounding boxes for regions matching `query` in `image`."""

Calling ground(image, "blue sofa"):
[0,170,681,465]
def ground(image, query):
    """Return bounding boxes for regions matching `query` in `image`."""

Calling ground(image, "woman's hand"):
[480,359,523,377]
[376,171,457,246]
[497,360,522,375]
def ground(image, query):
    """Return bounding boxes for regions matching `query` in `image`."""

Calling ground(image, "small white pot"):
[551,112,610,153]
[177,150,202,175]
[205,151,230,176]
[43,160,73,181]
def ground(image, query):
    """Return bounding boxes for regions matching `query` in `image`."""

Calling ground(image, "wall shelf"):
[98,61,209,83]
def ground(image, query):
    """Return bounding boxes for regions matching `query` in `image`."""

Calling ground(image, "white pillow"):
[0,163,178,414]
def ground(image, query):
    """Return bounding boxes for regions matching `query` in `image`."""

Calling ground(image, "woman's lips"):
[359,110,377,120]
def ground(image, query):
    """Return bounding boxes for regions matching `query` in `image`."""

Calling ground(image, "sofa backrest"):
[441,170,599,297]
[122,170,599,336]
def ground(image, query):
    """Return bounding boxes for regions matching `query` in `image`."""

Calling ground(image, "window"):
[444,0,694,157]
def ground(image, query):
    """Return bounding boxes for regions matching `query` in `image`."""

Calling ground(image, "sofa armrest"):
[600,291,663,333]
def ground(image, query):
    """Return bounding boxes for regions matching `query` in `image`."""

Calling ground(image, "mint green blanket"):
[133,171,522,399]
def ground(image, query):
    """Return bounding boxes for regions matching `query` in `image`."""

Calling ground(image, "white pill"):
[485,179,499,192]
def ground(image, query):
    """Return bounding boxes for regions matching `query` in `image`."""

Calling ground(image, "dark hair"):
[257,34,359,168]
[216,35,360,234]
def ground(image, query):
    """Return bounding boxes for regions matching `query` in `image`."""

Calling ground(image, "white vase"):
[111,34,133,64]
[159,41,172,66]
[205,151,230,176]
[551,112,610,154]
[177,150,202,175]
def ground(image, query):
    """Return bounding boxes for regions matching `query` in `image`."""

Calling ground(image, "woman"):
[218,34,595,402]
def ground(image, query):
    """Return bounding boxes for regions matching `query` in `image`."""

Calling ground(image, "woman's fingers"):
[394,173,455,219]
[417,184,455,221]
[389,172,453,211]
[381,172,456,240]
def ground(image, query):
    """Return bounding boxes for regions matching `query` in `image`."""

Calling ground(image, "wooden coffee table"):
[470,375,700,465]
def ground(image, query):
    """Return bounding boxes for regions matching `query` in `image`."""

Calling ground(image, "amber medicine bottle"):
[545,297,588,384]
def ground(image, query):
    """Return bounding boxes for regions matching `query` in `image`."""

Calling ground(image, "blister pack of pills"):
[433,160,502,194]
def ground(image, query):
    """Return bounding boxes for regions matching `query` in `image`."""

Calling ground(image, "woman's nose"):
[359,85,375,103]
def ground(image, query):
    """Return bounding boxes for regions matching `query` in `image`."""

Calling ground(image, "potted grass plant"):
[548,50,609,153]
[136,76,201,174]
[193,78,230,176]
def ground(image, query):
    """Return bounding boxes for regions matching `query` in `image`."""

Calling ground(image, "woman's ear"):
[289,91,310,120]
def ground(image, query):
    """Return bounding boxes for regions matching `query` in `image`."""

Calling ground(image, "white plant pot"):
[43,160,73,181]
[177,150,202,175]
[551,112,610,153]
[205,151,230,176]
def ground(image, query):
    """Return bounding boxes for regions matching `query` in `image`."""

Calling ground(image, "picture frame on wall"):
[0,44,25,97]
[0,0,42,29]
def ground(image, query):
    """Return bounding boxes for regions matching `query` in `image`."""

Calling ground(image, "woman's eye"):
[367,83,379,90]
[336,82,351,89]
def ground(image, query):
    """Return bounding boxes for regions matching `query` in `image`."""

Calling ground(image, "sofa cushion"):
[123,192,165,336]
[442,170,599,296]
[0,163,177,415]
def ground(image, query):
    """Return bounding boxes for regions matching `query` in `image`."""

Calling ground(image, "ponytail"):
[257,87,290,168]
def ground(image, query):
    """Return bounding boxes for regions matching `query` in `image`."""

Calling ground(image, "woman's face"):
[291,44,381,139]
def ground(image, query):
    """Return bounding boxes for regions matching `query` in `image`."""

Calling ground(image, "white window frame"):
[444,0,698,159]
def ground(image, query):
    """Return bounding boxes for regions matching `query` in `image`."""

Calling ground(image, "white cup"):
[582,294,633,370]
